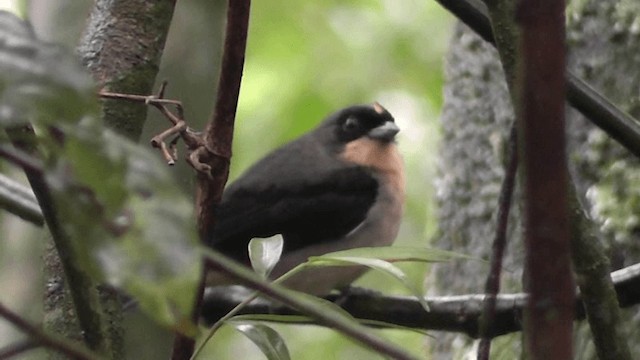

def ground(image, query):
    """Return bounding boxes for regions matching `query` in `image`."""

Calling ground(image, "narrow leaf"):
[306,255,430,311]
[308,256,407,280]
[319,246,476,263]
[228,321,291,360]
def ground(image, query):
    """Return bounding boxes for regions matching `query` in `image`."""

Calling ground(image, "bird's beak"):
[368,121,400,142]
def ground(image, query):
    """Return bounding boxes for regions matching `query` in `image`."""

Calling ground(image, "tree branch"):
[171,0,251,358]
[202,262,640,339]
[0,172,43,225]
[0,339,38,359]
[0,144,44,175]
[0,146,44,230]
[0,301,101,360]
[517,1,573,357]
[478,125,518,359]
[569,183,633,359]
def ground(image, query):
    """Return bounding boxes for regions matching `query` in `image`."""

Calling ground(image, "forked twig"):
[98,82,205,169]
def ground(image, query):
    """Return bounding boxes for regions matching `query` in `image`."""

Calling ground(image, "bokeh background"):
[0,0,454,358]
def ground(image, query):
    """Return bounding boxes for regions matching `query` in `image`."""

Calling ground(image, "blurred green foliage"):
[0,0,454,359]
[0,9,201,336]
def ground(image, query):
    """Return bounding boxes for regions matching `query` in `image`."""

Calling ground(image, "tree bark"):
[42,1,177,359]
[433,0,640,358]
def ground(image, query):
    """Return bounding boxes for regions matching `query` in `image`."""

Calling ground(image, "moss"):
[100,65,159,141]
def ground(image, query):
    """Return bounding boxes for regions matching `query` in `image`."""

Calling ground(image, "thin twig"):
[150,122,187,165]
[99,91,183,113]
[157,80,168,98]
[186,146,213,175]
[477,126,518,359]
[172,0,252,358]
[0,302,101,360]
[169,135,181,161]
[98,88,202,165]
[0,339,38,359]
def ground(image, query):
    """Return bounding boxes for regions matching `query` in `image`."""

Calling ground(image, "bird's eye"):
[343,117,359,132]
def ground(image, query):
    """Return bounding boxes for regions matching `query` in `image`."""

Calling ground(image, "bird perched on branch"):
[207,102,404,295]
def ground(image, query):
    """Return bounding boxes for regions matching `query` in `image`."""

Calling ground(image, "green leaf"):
[232,314,432,337]
[290,290,361,323]
[359,319,433,337]
[201,247,414,357]
[0,12,201,331]
[231,314,315,324]
[308,256,407,280]
[306,254,430,312]
[62,128,201,329]
[47,126,202,330]
[0,12,96,127]
[318,246,476,263]
[249,235,284,278]
[228,321,291,360]
[200,247,362,325]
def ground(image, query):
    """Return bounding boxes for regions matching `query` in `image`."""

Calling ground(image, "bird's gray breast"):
[271,176,404,295]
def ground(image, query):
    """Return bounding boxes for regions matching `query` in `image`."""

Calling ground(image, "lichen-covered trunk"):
[41,1,177,359]
[432,1,640,358]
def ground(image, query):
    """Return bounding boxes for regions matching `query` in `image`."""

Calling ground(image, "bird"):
[206,102,405,296]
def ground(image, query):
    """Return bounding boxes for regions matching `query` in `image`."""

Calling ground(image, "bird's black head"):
[318,103,399,146]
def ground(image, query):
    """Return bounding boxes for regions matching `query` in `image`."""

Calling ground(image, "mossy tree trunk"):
[432,1,640,358]
[42,1,176,359]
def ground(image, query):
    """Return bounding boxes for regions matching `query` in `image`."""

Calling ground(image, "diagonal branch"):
[433,0,640,159]
[0,301,100,360]
[0,172,43,225]
[569,183,633,359]
[4,126,112,357]
[0,339,38,359]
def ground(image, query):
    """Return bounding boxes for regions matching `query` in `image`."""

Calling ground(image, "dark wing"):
[209,137,378,262]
